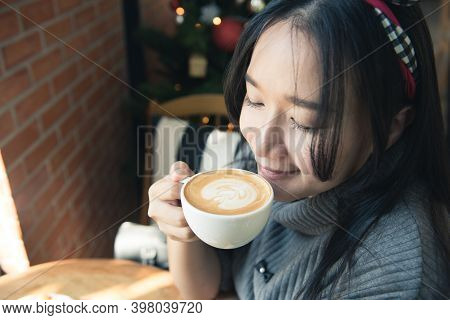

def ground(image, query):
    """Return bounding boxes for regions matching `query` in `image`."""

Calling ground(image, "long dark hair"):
[223,0,449,298]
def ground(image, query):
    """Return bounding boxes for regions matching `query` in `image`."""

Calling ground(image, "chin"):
[271,184,303,202]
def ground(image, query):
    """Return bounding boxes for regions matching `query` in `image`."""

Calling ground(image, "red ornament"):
[212,18,244,52]
[170,0,180,10]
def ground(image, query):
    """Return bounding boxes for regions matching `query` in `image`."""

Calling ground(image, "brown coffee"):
[183,169,272,215]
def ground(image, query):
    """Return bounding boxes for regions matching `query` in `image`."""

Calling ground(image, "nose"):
[249,119,288,159]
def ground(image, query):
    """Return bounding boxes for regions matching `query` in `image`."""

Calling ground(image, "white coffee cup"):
[180,168,273,249]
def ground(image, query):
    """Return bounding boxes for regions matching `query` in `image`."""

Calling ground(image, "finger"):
[148,200,188,227]
[148,176,181,202]
[167,199,181,207]
[169,161,194,181]
[158,223,199,242]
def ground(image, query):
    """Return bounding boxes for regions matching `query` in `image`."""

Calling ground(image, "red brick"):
[88,121,105,148]
[56,173,84,207]
[110,11,123,27]
[86,84,103,108]
[18,207,37,241]
[50,135,76,170]
[0,10,20,41]
[34,171,65,211]
[57,209,77,239]
[77,56,95,75]
[20,0,55,29]
[56,0,81,13]
[52,64,78,93]
[0,69,30,105]
[89,19,108,40]
[60,106,83,137]
[27,206,58,249]
[44,17,73,45]
[64,205,84,231]
[5,161,26,192]
[104,73,118,89]
[24,132,58,174]
[101,56,113,72]
[67,31,90,51]
[98,94,115,116]
[62,35,89,60]
[2,32,42,68]
[94,66,104,81]
[82,153,97,177]
[102,32,121,53]
[0,110,15,141]
[86,45,103,63]
[12,166,49,211]
[45,209,74,250]
[41,95,70,130]
[66,144,84,175]
[111,46,125,63]
[29,248,46,265]
[75,5,95,28]
[2,122,40,168]
[77,113,96,143]
[72,183,88,210]
[74,220,92,245]
[73,73,94,100]
[98,0,115,13]
[55,211,77,246]
[0,1,134,265]
[31,48,63,80]
[15,83,51,125]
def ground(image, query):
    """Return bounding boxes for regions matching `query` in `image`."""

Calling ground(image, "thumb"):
[169,161,194,182]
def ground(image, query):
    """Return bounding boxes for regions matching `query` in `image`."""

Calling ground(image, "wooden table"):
[0,259,237,300]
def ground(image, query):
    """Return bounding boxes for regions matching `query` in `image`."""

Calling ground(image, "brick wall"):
[0,0,136,266]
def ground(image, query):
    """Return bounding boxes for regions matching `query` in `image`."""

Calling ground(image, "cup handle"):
[179,176,193,185]
[179,175,194,199]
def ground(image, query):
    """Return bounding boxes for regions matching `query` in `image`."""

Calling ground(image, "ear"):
[386,106,415,149]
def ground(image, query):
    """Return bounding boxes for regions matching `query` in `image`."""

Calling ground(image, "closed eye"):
[245,96,317,133]
[244,96,264,109]
[289,117,315,133]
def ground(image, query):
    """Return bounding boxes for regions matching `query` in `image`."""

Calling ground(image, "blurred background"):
[0,0,447,271]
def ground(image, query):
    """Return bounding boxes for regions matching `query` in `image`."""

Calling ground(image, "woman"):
[148,0,449,299]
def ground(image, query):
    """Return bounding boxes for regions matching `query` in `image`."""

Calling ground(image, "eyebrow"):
[245,73,319,110]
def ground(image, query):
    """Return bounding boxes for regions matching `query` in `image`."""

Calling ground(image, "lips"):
[258,164,300,180]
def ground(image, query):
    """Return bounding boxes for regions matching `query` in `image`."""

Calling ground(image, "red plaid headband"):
[365,0,419,100]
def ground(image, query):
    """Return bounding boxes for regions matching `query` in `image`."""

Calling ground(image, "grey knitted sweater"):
[214,138,449,299]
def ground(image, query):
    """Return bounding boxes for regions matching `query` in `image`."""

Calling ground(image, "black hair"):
[223,0,449,298]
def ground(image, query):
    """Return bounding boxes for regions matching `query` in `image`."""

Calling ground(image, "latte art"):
[183,169,272,215]
[201,178,258,210]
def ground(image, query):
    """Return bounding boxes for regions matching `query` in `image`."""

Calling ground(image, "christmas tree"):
[132,0,271,105]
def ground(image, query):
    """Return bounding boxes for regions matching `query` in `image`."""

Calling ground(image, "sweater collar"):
[271,138,406,235]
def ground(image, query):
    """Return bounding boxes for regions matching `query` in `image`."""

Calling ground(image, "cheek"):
[240,105,262,126]
[298,142,315,177]
[239,106,263,147]
[334,129,369,181]
[292,134,315,176]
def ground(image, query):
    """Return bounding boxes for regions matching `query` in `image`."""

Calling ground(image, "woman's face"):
[240,22,372,201]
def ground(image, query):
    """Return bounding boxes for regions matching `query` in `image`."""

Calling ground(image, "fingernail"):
[174,167,185,174]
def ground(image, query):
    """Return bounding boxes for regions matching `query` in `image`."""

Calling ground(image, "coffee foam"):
[184,169,271,215]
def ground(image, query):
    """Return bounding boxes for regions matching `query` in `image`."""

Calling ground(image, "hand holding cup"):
[147,161,200,243]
